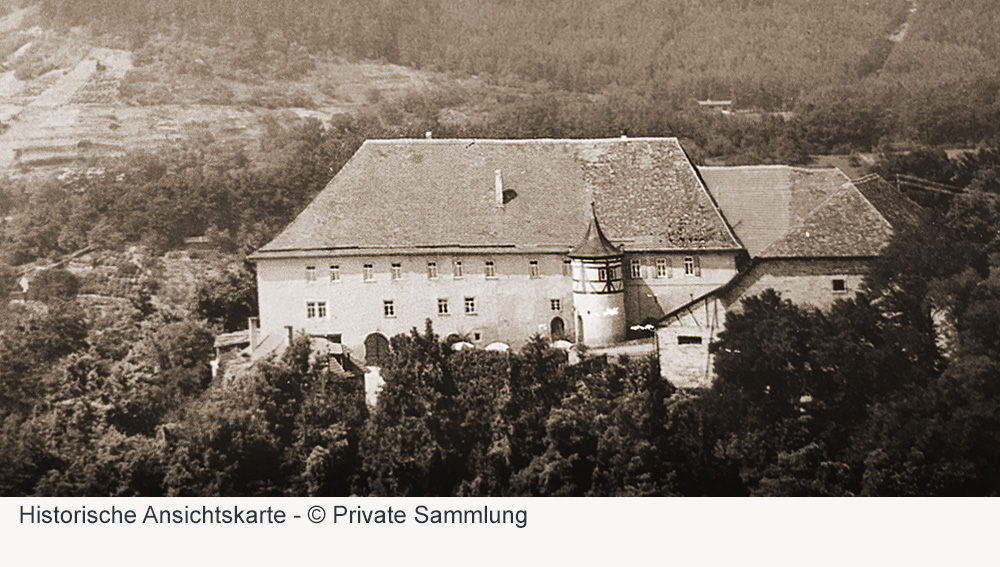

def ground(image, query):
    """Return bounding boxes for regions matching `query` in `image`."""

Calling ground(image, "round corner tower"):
[569,206,626,347]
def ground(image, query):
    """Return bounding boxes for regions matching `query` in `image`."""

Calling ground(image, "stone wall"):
[723,257,872,311]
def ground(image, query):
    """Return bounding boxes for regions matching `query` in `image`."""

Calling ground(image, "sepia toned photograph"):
[2,0,998,497]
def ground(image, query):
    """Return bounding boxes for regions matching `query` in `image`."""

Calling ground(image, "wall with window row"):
[623,251,739,324]
[256,253,577,361]
[256,249,746,363]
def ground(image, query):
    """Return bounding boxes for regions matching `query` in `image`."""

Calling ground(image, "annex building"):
[247,138,914,387]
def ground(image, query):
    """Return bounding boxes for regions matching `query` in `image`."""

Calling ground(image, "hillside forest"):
[4,1,1000,496]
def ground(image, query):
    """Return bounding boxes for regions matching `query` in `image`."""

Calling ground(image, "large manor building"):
[247,138,915,387]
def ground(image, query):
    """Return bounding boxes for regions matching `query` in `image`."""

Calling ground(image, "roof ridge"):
[680,149,743,250]
[844,178,896,233]
[758,183,892,258]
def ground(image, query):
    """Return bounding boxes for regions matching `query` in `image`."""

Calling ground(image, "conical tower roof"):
[569,206,622,259]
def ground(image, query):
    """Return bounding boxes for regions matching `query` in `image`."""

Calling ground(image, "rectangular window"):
[317,301,327,318]
[306,302,316,318]
[832,279,846,293]
[598,267,609,281]
[485,260,496,278]
[437,298,449,315]
[562,259,572,276]
[678,335,703,345]
[391,262,402,280]
[656,258,669,278]
[383,300,395,318]
[427,262,438,279]
[454,260,464,278]
[306,266,317,282]
[630,259,641,279]
[329,265,340,282]
[464,296,477,315]
[363,264,374,281]
[529,260,539,278]
[684,256,700,276]
[550,299,562,311]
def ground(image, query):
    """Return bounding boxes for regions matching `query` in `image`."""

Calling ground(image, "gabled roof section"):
[570,207,621,259]
[851,174,923,231]
[760,186,893,257]
[699,166,894,258]
[252,138,740,258]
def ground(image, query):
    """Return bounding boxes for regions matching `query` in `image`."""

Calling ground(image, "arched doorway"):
[364,333,390,366]
[550,316,566,340]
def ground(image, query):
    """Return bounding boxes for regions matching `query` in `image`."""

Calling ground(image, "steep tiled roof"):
[851,174,923,231]
[699,166,893,258]
[761,186,893,257]
[570,209,621,259]
[252,138,739,258]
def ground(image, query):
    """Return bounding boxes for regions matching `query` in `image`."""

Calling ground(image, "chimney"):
[248,317,259,351]
[495,169,503,207]
[285,325,293,346]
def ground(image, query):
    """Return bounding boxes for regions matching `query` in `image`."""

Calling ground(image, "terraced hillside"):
[0,5,490,178]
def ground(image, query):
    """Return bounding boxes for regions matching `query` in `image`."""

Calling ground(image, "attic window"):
[833,279,846,293]
[391,262,402,280]
[678,335,703,345]
[529,260,539,278]
[363,264,374,282]
[306,266,317,282]
[485,260,496,278]
[562,259,572,276]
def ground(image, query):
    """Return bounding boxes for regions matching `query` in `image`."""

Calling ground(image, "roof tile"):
[254,138,740,257]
